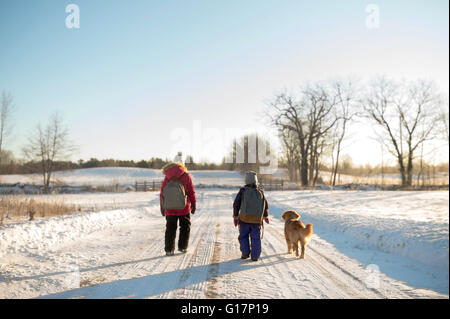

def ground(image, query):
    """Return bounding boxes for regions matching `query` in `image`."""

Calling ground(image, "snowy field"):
[0,186,448,298]
[4,167,447,190]
[0,167,245,188]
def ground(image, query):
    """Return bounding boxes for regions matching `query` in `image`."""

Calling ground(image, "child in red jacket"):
[160,162,196,256]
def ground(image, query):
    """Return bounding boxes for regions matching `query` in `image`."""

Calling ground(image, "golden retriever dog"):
[281,210,313,259]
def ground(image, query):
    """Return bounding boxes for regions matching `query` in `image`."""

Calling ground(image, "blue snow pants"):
[238,222,261,259]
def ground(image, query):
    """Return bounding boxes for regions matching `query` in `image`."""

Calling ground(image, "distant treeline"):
[1,154,448,178]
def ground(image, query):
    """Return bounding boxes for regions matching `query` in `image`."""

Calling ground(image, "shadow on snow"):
[38,253,295,299]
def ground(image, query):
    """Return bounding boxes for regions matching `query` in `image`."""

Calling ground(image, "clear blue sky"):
[1,0,448,165]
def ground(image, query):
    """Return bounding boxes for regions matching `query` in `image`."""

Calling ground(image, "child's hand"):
[233,218,238,227]
[264,218,269,224]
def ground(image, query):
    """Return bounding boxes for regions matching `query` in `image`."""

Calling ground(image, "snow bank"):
[303,210,448,269]
[0,207,155,259]
[267,191,449,270]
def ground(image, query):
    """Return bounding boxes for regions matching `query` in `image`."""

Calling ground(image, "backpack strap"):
[169,172,186,181]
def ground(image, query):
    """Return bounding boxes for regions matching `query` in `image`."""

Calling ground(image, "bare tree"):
[22,113,76,193]
[279,128,301,182]
[0,91,15,166]
[330,79,359,186]
[439,101,449,144]
[269,83,339,186]
[363,77,442,187]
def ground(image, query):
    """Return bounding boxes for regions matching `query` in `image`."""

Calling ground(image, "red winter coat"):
[160,164,196,216]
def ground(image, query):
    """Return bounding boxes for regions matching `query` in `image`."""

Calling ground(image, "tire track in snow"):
[204,223,221,298]
[307,246,386,298]
[156,191,218,299]
[259,235,310,298]
[111,231,165,279]
[75,229,165,290]
[262,226,350,298]
[265,225,374,298]
[266,224,413,298]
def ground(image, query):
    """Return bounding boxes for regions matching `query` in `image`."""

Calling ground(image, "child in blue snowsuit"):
[233,172,269,261]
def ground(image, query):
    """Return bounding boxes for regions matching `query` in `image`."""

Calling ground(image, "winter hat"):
[161,162,187,175]
[245,171,258,185]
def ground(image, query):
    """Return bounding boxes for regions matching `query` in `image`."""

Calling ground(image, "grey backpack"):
[239,186,265,224]
[162,177,187,210]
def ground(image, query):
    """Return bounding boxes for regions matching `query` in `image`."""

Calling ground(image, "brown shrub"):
[0,197,78,225]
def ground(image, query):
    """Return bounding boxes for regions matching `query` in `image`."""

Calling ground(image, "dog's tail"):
[304,224,313,238]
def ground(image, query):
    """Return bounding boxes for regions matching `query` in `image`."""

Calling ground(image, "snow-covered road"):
[0,190,447,299]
